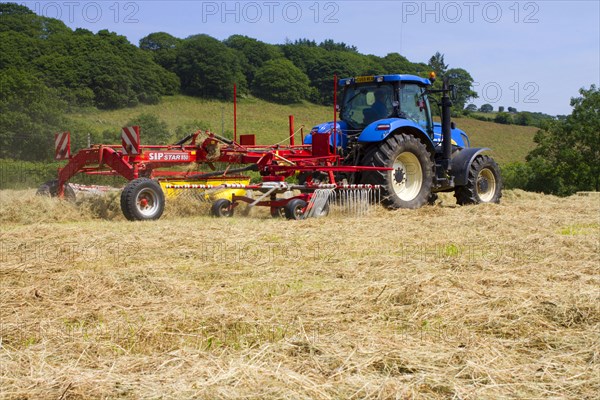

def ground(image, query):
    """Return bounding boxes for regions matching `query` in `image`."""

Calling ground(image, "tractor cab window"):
[399,83,431,132]
[341,84,394,129]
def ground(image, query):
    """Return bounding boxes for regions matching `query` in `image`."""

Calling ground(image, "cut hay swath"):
[1,189,598,398]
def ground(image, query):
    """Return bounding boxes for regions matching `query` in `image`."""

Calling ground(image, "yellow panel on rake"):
[159,177,250,200]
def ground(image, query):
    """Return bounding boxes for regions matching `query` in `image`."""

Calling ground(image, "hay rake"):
[41,118,388,220]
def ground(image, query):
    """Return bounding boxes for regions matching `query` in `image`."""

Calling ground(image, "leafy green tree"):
[281,41,387,104]
[306,52,370,104]
[428,52,448,76]
[446,67,477,110]
[526,85,599,194]
[253,59,312,104]
[139,32,181,71]
[1,5,179,110]
[0,68,66,160]
[126,114,171,145]
[318,39,358,53]
[514,112,533,126]
[0,2,33,15]
[480,104,493,113]
[465,104,478,112]
[494,112,513,124]
[381,53,423,75]
[224,35,282,83]
[176,34,246,99]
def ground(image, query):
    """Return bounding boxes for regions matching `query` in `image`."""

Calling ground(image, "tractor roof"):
[339,74,431,86]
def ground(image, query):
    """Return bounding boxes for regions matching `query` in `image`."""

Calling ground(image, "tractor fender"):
[358,119,436,156]
[358,118,433,145]
[451,147,490,186]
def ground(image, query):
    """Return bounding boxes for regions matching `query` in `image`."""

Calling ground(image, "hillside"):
[0,189,598,398]
[69,95,538,165]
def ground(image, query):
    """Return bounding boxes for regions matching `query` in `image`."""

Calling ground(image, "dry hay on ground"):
[0,189,598,399]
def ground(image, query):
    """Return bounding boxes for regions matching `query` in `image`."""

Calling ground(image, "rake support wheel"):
[211,199,234,217]
[120,178,165,221]
[284,199,307,220]
[36,180,76,201]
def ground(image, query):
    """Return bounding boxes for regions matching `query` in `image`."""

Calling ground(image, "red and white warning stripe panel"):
[315,184,337,188]
[223,183,249,189]
[338,184,381,189]
[164,184,217,189]
[121,126,140,155]
[54,131,71,160]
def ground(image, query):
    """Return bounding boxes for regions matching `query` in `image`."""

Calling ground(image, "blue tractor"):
[304,74,502,208]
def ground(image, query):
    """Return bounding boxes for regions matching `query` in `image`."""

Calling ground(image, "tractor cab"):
[305,74,471,151]
[339,75,434,136]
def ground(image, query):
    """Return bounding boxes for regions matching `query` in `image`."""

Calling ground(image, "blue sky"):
[19,0,600,115]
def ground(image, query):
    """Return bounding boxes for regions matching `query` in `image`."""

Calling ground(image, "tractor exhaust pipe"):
[441,77,453,172]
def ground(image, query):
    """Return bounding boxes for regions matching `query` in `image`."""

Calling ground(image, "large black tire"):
[360,133,434,209]
[284,199,307,220]
[36,180,76,201]
[455,155,502,205]
[120,178,165,221]
[211,199,234,217]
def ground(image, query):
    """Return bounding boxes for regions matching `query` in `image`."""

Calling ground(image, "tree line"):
[503,86,599,195]
[1,3,597,196]
[1,3,479,111]
[0,3,477,160]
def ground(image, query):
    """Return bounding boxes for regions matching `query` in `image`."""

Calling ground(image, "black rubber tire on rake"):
[36,180,76,201]
[284,199,307,220]
[211,199,234,217]
[120,178,165,221]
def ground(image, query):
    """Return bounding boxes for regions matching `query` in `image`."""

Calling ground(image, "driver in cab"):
[364,89,389,124]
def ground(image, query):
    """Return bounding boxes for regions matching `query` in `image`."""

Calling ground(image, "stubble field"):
[0,189,598,399]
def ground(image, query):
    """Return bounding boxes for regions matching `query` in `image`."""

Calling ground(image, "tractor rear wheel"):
[361,133,434,209]
[455,155,502,205]
[120,178,165,221]
[36,180,76,201]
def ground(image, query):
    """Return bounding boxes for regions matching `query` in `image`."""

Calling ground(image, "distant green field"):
[450,117,538,165]
[69,95,332,146]
[68,95,538,165]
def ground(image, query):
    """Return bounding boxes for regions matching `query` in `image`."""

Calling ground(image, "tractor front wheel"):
[120,178,165,221]
[454,155,502,205]
[361,133,434,209]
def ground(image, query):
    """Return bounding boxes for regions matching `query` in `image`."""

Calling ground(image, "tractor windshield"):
[341,84,395,130]
[398,83,432,132]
